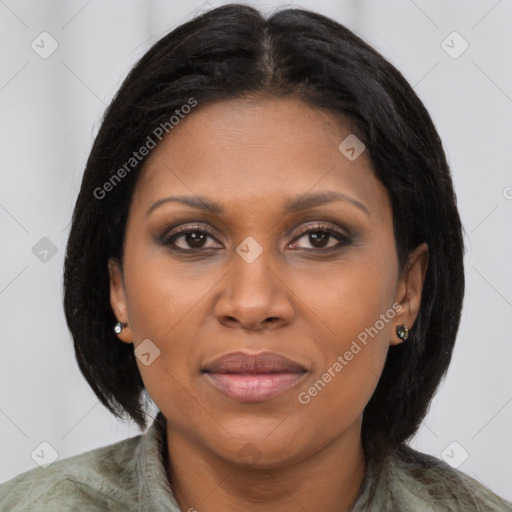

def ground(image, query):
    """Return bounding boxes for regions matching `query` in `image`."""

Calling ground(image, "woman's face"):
[109,96,426,467]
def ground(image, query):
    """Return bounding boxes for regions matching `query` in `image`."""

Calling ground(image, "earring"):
[396,325,409,341]
[114,321,128,334]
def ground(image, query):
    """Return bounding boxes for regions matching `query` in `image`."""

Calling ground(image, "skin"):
[109,96,428,512]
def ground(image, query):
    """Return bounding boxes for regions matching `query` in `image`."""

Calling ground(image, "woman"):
[1,4,510,511]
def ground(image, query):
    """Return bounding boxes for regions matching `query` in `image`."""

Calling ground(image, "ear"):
[108,257,133,344]
[391,243,429,346]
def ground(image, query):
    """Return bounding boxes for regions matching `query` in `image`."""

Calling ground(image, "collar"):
[135,411,182,512]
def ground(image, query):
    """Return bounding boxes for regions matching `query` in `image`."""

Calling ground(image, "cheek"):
[122,246,216,341]
[120,254,185,383]
[295,250,398,414]
[121,247,227,407]
[294,243,398,345]
[295,314,392,438]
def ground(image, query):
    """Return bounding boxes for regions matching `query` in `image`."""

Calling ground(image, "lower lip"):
[204,372,307,402]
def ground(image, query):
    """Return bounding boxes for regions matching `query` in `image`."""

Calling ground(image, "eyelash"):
[160,222,352,253]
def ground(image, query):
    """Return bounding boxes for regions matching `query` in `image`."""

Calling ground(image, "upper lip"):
[202,351,307,374]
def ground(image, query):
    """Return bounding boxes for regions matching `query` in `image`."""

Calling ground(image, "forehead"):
[131,96,390,219]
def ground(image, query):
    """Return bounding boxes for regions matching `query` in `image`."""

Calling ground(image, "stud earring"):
[396,324,409,341]
[114,321,128,334]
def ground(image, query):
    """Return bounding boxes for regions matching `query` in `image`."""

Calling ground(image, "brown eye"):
[182,231,208,248]
[308,231,331,248]
[289,224,352,251]
[162,225,222,251]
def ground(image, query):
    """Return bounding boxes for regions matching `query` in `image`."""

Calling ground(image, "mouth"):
[201,351,308,402]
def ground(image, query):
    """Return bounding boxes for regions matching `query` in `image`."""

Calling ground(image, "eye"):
[161,225,222,251]
[289,223,351,250]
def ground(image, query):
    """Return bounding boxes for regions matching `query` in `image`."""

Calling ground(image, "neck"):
[165,420,367,512]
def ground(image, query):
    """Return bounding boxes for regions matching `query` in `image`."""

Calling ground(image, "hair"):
[63,3,464,464]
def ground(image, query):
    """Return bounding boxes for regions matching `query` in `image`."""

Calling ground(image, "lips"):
[202,351,307,374]
[202,351,308,402]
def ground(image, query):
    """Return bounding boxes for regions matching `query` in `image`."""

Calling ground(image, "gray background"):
[1,0,511,500]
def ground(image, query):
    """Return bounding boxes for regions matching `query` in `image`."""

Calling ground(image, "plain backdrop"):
[1,0,511,501]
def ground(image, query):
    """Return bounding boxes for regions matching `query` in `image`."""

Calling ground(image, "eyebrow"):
[146,190,370,217]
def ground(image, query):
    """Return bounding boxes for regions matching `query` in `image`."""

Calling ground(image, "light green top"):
[1,412,510,511]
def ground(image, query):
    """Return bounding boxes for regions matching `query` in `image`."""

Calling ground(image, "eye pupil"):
[309,231,329,248]
[186,231,206,248]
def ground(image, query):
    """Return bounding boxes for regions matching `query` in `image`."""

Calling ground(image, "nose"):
[214,247,295,331]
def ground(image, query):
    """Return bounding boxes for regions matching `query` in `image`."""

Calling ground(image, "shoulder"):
[384,444,512,511]
[0,434,142,512]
